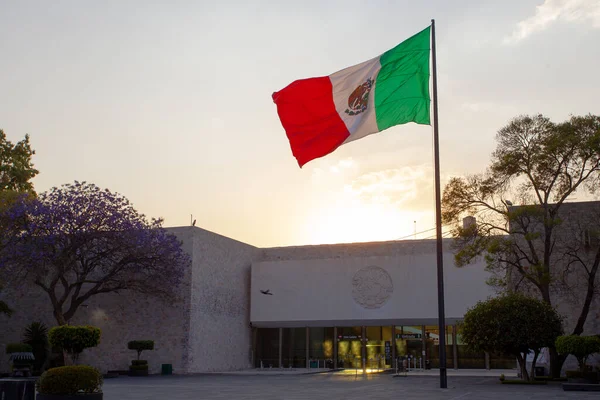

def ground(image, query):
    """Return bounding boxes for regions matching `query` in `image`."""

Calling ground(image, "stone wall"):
[0,227,194,374]
[0,226,258,374]
[181,227,257,372]
[252,238,494,327]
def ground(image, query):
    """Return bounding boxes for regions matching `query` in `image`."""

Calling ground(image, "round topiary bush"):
[37,365,103,395]
[556,335,600,372]
[48,325,101,364]
[127,340,154,360]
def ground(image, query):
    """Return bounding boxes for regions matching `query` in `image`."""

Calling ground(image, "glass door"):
[336,327,363,369]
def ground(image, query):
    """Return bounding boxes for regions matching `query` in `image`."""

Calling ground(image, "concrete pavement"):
[101,373,594,400]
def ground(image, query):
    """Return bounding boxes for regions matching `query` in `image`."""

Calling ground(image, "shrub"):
[556,335,600,372]
[49,325,101,363]
[131,360,148,366]
[462,293,562,381]
[127,340,154,360]
[6,343,33,354]
[36,365,103,395]
[23,322,49,374]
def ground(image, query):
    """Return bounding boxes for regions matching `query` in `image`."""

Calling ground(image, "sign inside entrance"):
[396,333,422,339]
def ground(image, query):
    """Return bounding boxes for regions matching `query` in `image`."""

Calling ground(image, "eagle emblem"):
[345,78,373,116]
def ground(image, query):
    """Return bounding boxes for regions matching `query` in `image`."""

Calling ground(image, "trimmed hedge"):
[131,360,147,366]
[49,325,101,355]
[128,340,154,360]
[36,365,103,395]
[556,335,600,371]
[6,343,33,354]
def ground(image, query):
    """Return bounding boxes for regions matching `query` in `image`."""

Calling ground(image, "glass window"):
[309,327,334,368]
[394,325,423,361]
[425,325,454,368]
[282,328,307,368]
[254,328,279,368]
[336,326,362,369]
[366,326,393,369]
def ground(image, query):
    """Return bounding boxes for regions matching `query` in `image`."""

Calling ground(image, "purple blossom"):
[0,181,191,324]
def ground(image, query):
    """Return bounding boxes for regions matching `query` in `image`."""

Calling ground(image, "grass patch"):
[501,379,547,385]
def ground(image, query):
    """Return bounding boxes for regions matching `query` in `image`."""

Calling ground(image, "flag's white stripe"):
[329,56,382,146]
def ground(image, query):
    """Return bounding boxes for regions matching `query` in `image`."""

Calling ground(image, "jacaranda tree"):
[0,181,190,325]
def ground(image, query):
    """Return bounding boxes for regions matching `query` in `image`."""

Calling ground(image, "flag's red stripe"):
[272,77,350,167]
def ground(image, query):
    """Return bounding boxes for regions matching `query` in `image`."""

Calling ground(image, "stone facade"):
[0,226,257,374]
[1,202,599,374]
[507,201,600,371]
[251,239,494,328]
[182,227,257,372]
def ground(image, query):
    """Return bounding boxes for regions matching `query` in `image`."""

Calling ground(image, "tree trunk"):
[62,350,73,366]
[53,309,67,326]
[549,347,567,378]
[529,350,539,381]
[53,309,73,366]
[516,353,529,381]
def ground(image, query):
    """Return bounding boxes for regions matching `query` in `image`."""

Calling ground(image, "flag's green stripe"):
[375,26,431,131]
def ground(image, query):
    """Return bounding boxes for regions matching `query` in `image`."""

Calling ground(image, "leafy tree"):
[555,335,600,372]
[0,129,38,193]
[128,340,154,360]
[442,114,600,376]
[0,129,38,317]
[462,293,563,381]
[48,325,101,365]
[0,181,190,325]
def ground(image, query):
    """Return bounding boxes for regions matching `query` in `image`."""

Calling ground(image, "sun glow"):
[304,196,433,245]
[300,159,436,245]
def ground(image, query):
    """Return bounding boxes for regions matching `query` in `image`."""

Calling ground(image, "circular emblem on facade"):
[352,266,393,309]
[345,78,373,116]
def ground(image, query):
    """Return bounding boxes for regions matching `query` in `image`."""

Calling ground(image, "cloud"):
[460,101,517,113]
[311,157,358,181]
[345,166,432,209]
[504,0,600,44]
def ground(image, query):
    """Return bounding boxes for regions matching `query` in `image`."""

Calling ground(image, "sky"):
[1,0,599,247]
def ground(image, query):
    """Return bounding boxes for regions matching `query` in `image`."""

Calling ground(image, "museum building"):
[10,200,600,374]
[249,236,514,371]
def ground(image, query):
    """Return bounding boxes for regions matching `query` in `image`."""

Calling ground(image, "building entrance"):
[336,326,363,369]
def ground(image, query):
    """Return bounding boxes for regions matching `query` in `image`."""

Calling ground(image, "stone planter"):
[563,383,600,391]
[0,378,37,400]
[128,369,148,377]
[37,393,103,400]
[566,371,599,384]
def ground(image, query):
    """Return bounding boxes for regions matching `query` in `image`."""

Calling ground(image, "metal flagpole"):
[431,18,447,389]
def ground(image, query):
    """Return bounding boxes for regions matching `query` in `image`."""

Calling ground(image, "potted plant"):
[36,365,103,399]
[127,340,154,376]
[556,335,600,383]
[48,325,101,365]
[6,343,35,377]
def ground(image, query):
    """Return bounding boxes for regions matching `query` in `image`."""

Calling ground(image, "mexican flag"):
[272,26,431,167]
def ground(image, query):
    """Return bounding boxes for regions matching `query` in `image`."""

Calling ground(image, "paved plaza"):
[101,373,598,400]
